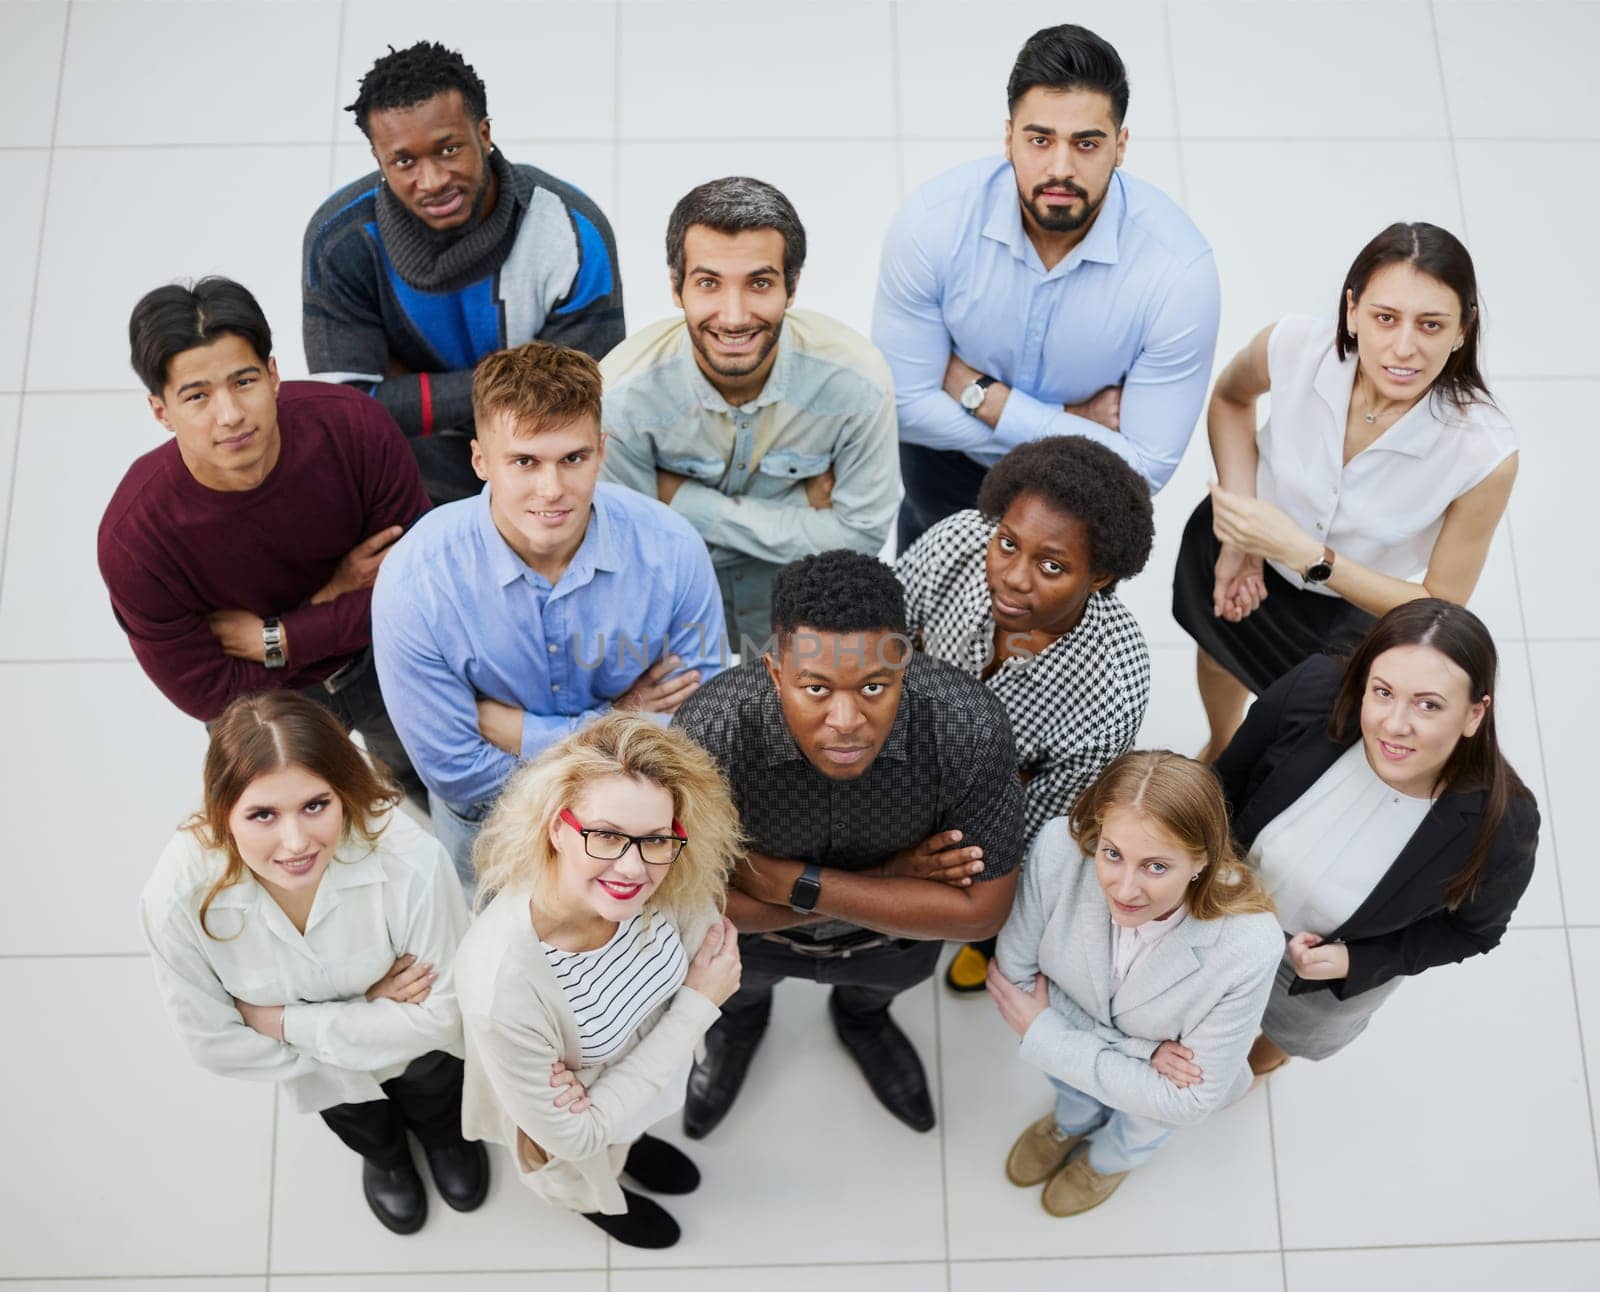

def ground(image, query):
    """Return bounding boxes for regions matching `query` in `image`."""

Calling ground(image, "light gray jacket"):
[995,818,1283,1125]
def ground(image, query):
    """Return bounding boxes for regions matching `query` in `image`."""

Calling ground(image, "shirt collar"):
[475,484,618,590]
[1313,344,1444,460]
[982,165,1126,275]
[679,319,793,415]
[204,837,389,920]
[1116,901,1189,946]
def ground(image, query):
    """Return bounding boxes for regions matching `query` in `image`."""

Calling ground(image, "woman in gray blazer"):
[990,751,1282,1217]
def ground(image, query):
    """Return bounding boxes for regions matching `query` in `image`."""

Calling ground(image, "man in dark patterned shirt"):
[673,551,1026,1137]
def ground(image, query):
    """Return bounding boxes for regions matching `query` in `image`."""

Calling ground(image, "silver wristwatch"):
[959,374,996,413]
[262,617,286,669]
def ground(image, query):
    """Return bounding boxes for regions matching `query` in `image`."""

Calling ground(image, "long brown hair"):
[1328,599,1531,908]
[188,692,401,937]
[1070,751,1274,920]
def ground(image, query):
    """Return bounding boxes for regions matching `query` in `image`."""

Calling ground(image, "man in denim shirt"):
[601,178,899,649]
[373,342,725,889]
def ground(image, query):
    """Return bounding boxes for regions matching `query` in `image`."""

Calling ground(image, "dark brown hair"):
[1328,599,1531,908]
[189,692,401,937]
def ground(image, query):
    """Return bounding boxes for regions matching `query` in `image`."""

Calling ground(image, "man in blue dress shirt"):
[874,24,1221,550]
[373,341,725,887]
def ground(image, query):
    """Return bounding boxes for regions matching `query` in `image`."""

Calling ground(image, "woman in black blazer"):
[1212,599,1538,1075]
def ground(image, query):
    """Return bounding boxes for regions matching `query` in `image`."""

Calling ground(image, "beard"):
[1023,177,1107,233]
[687,321,782,380]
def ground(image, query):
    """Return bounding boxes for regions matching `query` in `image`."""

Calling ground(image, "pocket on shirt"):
[758,450,831,481]
[658,452,726,482]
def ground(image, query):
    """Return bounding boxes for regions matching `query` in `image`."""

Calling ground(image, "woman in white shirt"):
[456,712,743,1250]
[1174,222,1519,760]
[987,752,1282,1218]
[140,692,481,1236]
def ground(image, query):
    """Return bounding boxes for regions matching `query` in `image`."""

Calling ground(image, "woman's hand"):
[1287,931,1350,981]
[233,997,286,1042]
[1151,1039,1204,1088]
[550,1060,592,1113]
[1209,483,1323,570]
[1212,543,1268,623]
[985,961,1050,1038]
[364,953,435,1005]
[684,917,743,1006]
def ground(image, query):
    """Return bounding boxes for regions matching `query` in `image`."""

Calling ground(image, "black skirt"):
[1171,496,1374,695]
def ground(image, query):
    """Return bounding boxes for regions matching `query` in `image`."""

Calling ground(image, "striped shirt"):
[541,912,688,1065]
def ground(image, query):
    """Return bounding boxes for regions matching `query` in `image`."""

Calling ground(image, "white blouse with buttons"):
[140,807,471,1114]
[1257,315,1517,597]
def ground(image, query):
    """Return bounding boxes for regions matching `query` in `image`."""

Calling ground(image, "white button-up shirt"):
[140,808,470,1113]
[1110,903,1190,994]
[1258,315,1517,596]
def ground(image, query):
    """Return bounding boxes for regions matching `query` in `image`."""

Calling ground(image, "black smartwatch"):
[789,862,823,914]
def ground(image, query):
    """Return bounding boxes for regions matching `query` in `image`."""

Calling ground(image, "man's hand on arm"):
[475,697,525,757]
[310,526,405,605]
[656,469,689,506]
[802,468,835,510]
[614,654,702,716]
[207,610,274,664]
[942,354,1010,430]
[1066,384,1122,432]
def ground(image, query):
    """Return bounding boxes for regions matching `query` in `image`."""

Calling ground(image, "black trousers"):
[318,1050,468,1170]
[296,647,427,809]
[717,934,944,1036]
[897,442,991,553]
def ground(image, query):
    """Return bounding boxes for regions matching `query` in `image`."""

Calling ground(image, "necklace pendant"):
[1364,412,1376,424]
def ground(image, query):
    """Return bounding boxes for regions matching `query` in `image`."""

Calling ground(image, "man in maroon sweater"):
[99,277,431,795]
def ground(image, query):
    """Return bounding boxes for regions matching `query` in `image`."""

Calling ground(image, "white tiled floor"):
[2,1,1596,1288]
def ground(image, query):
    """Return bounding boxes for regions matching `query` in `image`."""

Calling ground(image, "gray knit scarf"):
[373,146,522,294]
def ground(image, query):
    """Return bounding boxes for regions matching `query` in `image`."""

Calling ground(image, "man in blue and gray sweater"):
[304,42,625,503]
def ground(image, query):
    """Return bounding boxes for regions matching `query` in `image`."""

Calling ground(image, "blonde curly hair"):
[473,713,742,919]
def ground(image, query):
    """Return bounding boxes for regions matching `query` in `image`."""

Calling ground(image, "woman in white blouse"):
[987,752,1282,1218]
[140,692,482,1236]
[1174,222,1519,760]
[456,712,743,1250]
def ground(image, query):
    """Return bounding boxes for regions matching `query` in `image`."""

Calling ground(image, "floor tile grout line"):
[889,0,909,205]
[1161,0,1190,211]
[0,0,72,613]
[326,0,348,194]
[931,966,953,1289]
[1263,1082,1290,1290]
[264,1085,279,1284]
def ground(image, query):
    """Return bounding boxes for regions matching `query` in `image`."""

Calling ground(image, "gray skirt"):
[1260,954,1400,1061]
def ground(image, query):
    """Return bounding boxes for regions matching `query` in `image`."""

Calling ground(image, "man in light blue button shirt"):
[874,24,1220,550]
[373,341,725,887]
[602,178,899,647]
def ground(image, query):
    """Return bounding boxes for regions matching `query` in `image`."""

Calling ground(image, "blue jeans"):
[430,796,492,896]
[1048,1075,1173,1174]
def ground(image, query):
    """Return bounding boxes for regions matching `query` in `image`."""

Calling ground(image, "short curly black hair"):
[770,551,908,648]
[346,42,489,139]
[976,436,1154,590]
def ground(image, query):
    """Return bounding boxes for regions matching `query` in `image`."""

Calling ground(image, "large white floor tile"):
[1184,139,1463,366]
[4,1283,263,1291]
[1436,2,1600,139]
[269,1109,606,1274]
[1170,0,1447,138]
[277,1276,602,1291]
[614,139,899,338]
[611,977,945,1268]
[1495,641,1567,929]
[27,146,329,390]
[0,661,206,953]
[1273,928,1600,1247]
[939,978,1280,1260]
[615,1265,946,1291]
[952,1252,1283,1292]
[56,0,340,146]
[618,1,895,139]
[1286,1241,1600,1292]
[335,1,617,146]
[0,392,165,660]
[0,0,67,147]
[1136,643,1210,759]
[895,0,1177,140]
[1457,142,1600,378]
[0,958,274,1278]
[0,150,49,391]
[1120,425,1214,650]
[1529,642,1600,923]
[0,393,18,545]
[1568,930,1600,1159]
[1496,380,1600,639]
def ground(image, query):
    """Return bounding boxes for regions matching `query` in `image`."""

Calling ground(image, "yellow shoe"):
[944,944,989,994]
[1041,1154,1129,1217]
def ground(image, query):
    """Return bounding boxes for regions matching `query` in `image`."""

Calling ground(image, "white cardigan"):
[996,818,1283,1125]
[456,885,721,1216]
[140,808,470,1114]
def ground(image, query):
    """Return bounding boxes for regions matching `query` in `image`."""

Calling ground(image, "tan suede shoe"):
[1004,1113,1087,1187]
[1041,1153,1129,1217]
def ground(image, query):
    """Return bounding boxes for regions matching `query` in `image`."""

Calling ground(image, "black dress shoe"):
[362,1157,428,1234]
[624,1133,701,1194]
[828,994,936,1132]
[423,1138,490,1212]
[683,1019,768,1140]
[582,1186,681,1248]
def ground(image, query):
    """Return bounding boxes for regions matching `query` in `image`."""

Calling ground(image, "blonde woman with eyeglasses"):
[455,712,743,1249]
